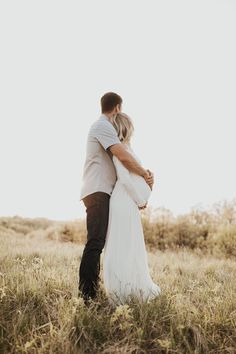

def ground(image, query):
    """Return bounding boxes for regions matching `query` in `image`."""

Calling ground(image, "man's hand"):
[143,169,154,190]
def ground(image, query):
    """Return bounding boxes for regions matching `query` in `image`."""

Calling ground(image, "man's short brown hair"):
[100,92,123,113]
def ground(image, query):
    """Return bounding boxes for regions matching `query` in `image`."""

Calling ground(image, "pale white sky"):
[0,0,236,221]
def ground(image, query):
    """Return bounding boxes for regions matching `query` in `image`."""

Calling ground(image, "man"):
[78,92,154,302]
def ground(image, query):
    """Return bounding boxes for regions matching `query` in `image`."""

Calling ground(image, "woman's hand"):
[139,202,148,210]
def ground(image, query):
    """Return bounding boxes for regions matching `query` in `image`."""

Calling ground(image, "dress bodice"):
[112,145,151,207]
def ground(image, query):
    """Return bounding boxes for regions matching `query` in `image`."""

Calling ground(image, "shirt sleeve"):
[113,156,147,208]
[94,121,121,150]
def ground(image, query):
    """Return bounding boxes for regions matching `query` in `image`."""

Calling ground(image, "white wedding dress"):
[102,145,161,305]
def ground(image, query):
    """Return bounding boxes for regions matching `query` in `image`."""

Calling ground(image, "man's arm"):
[109,143,154,189]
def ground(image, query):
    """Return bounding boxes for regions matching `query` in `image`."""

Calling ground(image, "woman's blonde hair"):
[110,112,134,144]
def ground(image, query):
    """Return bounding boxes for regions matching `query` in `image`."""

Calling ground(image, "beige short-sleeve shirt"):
[80,114,121,200]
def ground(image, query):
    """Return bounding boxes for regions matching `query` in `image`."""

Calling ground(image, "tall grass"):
[1,200,236,353]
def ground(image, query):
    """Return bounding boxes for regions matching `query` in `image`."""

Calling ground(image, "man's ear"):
[116,104,121,113]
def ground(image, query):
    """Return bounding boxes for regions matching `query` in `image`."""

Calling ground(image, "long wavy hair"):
[110,112,134,144]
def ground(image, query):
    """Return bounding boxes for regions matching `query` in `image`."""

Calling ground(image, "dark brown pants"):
[78,192,110,300]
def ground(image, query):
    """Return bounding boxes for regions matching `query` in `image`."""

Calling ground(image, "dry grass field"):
[0,201,236,353]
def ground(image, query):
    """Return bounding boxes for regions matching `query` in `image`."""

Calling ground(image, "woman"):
[102,112,161,305]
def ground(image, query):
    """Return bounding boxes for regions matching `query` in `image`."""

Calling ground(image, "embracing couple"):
[78,92,161,306]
